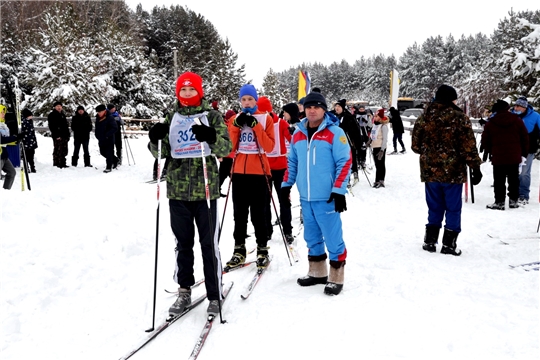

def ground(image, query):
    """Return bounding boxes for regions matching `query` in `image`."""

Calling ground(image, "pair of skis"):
[164,258,256,295]
[120,282,234,360]
[509,261,540,272]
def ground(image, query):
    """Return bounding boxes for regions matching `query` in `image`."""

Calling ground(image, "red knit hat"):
[225,110,236,120]
[257,96,273,113]
[377,108,385,118]
[176,72,203,104]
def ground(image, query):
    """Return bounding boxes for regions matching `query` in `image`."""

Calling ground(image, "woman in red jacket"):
[257,96,294,244]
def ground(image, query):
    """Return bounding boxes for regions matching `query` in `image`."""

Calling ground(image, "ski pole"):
[252,127,293,266]
[121,123,131,166]
[194,117,225,324]
[123,123,136,165]
[146,138,162,333]
[217,136,240,255]
[468,166,475,203]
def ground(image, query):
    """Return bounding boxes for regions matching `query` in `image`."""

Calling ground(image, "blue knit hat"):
[239,84,258,101]
[515,96,528,108]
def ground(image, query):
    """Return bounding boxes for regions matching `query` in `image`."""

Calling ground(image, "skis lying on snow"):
[164,260,256,295]
[145,177,166,184]
[241,256,272,300]
[509,261,540,272]
[487,233,538,245]
[188,282,234,360]
[119,293,207,360]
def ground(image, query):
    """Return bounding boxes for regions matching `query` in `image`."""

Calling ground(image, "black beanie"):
[53,101,62,107]
[303,92,327,111]
[435,85,458,104]
[282,103,299,118]
[336,99,347,110]
[491,99,509,114]
[107,103,116,110]
[22,108,33,117]
[95,104,107,112]
[76,105,85,111]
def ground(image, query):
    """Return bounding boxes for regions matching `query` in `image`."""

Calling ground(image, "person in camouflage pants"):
[148,72,231,317]
[411,84,483,256]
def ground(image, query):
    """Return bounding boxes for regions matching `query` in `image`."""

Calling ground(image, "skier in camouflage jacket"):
[411,84,482,256]
[148,72,231,317]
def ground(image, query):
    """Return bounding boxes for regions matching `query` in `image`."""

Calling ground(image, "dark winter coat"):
[47,109,70,139]
[411,101,482,183]
[389,108,405,134]
[71,112,93,141]
[94,112,117,145]
[21,117,38,150]
[148,99,231,202]
[481,111,528,166]
[336,110,362,149]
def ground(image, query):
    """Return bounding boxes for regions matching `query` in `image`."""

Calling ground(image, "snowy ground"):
[1,131,538,360]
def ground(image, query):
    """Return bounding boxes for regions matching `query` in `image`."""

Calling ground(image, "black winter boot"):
[422,226,440,253]
[117,149,123,166]
[71,156,78,167]
[298,254,328,286]
[440,228,461,256]
[84,155,92,167]
[324,260,345,296]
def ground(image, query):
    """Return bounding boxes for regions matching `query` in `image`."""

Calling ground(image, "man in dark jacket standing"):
[47,101,70,168]
[333,99,361,185]
[71,105,93,167]
[94,104,117,173]
[107,104,124,166]
[481,100,529,210]
[388,107,406,154]
[411,84,483,256]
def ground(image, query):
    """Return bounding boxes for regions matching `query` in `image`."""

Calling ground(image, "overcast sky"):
[126,0,539,88]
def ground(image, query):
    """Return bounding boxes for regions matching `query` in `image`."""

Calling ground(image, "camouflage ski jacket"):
[411,101,481,183]
[148,99,231,201]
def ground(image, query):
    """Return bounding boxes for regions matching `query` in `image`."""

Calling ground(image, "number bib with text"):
[169,112,212,158]
[238,113,267,154]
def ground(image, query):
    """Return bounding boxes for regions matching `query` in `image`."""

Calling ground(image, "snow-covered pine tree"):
[499,10,540,106]
[22,2,117,116]
[261,69,287,112]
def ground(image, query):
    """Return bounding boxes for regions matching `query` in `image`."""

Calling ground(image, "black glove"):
[17,133,24,142]
[377,149,385,160]
[235,112,258,128]
[232,114,244,128]
[327,192,347,213]
[479,118,487,126]
[149,123,169,144]
[192,124,217,144]
[471,167,483,186]
[288,126,295,135]
[280,186,292,207]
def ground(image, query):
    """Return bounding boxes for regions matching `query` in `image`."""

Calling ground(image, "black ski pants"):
[169,199,222,301]
[232,173,268,249]
[493,164,519,203]
[219,157,233,187]
[265,168,293,235]
[372,147,386,182]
